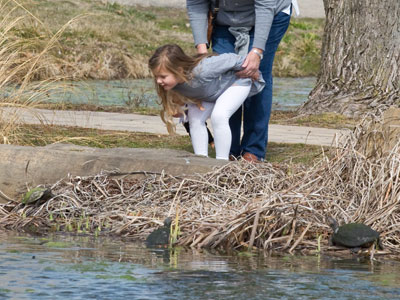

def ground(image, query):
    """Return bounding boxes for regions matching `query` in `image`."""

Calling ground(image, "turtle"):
[22,187,53,205]
[327,217,382,251]
[145,217,172,248]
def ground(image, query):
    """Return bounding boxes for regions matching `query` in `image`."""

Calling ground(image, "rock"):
[0,144,226,203]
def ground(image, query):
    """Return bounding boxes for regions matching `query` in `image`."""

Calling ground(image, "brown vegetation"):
[0,0,67,144]
[1,110,399,257]
[5,0,322,81]
[8,0,194,80]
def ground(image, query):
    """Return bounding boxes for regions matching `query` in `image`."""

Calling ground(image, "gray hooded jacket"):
[173,53,265,103]
[186,0,292,50]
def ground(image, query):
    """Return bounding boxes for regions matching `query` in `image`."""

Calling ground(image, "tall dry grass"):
[0,0,78,144]
[2,1,324,80]
[16,0,190,80]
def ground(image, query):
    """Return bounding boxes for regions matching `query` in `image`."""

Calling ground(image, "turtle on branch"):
[327,217,382,253]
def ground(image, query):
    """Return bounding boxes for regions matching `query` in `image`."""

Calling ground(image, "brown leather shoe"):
[242,152,259,163]
[229,155,238,161]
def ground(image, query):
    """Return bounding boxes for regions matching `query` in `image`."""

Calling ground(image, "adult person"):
[186,0,299,162]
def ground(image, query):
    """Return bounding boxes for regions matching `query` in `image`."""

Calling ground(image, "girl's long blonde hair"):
[149,44,209,134]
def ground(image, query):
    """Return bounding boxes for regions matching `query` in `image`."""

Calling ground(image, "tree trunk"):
[299,0,400,117]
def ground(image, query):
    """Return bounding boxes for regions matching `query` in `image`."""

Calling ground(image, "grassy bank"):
[10,124,327,165]
[10,0,323,80]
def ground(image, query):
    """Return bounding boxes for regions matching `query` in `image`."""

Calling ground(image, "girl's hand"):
[236,49,262,79]
[196,102,205,111]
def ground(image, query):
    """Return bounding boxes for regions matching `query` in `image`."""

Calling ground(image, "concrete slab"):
[0,143,225,202]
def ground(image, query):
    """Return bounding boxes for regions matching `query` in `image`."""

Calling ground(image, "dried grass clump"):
[0,0,76,144]
[1,111,400,256]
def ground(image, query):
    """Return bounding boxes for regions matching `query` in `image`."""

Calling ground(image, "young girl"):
[149,44,264,160]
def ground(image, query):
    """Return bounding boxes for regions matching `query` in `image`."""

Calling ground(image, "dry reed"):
[1,110,399,257]
[0,0,75,144]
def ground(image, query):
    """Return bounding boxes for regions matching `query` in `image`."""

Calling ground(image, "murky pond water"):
[43,77,315,111]
[1,231,400,299]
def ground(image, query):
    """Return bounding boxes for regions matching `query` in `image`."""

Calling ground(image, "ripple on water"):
[0,232,399,299]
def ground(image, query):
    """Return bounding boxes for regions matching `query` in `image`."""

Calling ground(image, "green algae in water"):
[367,273,400,287]
[95,275,113,280]
[6,249,20,253]
[96,274,138,281]
[15,236,33,240]
[0,289,11,299]
[238,251,256,257]
[281,255,292,262]
[118,274,138,281]
[70,261,110,273]
[44,241,72,248]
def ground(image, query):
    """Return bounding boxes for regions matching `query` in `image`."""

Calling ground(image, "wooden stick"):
[248,205,261,250]
[289,223,311,254]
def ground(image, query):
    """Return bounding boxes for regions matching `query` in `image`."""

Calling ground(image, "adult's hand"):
[236,48,262,79]
[196,43,208,54]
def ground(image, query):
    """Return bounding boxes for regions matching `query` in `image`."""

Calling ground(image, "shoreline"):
[0,228,393,260]
[1,134,399,257]
[2,111,398,257]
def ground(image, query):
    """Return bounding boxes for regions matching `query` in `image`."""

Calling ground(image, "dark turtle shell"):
[331,223,380,248]
[22,187,52,204]
[145,218,172,248]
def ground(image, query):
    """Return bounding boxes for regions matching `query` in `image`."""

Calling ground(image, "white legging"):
[187,85,251,160]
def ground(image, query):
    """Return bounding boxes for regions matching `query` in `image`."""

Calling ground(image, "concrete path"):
[9,107,348,147]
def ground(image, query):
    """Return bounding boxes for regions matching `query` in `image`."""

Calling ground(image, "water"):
[42,77,316,111]
[1,231,400,300]
[272,77,316,110]
[47,79,159,108]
